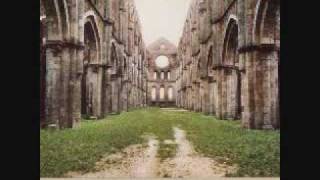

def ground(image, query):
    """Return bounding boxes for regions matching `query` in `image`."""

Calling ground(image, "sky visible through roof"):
[134,0,192,47]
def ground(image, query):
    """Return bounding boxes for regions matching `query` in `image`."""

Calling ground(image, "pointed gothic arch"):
[221,17,241,120]
[81,15,101,118]
[41,0,70,40]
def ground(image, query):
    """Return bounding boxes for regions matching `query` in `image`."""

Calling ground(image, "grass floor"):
[40,107,280,177]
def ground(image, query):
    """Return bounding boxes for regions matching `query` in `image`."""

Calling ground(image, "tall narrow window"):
[161,71,164,80]
[167,71,171,80]
[168,87,173,101]
[153,71,157,80]
[151,87,156,101]
[160,87,165,100]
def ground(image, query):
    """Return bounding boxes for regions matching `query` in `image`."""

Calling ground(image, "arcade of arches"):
[40,0,280,130]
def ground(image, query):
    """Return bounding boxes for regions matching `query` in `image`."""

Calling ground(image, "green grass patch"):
[165,110,280,177]
[40,108,279,177]
[41,108,175,177]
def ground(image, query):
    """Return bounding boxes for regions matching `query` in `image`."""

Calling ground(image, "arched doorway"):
[82,17,99,118]
[222,18,241,120]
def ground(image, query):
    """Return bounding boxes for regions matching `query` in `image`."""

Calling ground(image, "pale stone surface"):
[146,38,178,107]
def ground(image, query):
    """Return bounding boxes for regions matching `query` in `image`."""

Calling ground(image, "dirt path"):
[67,127,235,178]
[130,138,159,177]
[159,127,235,178]
[66,136,159,178]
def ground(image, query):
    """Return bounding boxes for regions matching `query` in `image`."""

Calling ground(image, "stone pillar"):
[221,69,228,119]
[215,68,223,119]
[271,52,280,128]
[59,47,71,128]
[122,81,128,112]
[240,52,255,128]
[111,75,119,114]
[117,76,123,112]
[259,49,279,129]
[70,47,83,128]
[201,79,210,115]
[225,69,239,120]
[45,45,62,128]
[208,77,216,116]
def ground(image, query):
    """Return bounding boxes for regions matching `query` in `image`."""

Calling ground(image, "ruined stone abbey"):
[40,0,280,130]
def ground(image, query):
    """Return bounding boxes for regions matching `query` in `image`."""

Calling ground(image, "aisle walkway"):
[67,126,234,178]
[41,108,280,178]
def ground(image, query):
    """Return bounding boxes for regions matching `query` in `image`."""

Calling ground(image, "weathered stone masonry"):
[146,38,178,107]
[40,0,280,130]
[40,0,148,129]
[175,0,280,129]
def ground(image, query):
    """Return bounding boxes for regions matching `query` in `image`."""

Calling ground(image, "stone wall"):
[175,0,280,129]
[146,38,177,107]
[40,0,148,129]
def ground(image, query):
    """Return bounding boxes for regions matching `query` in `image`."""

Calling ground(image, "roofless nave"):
[40,0,280,130]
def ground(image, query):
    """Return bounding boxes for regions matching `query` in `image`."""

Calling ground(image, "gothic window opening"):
[160,86,165,100]
[168,87,173,101]
[154,71,157,80]
[222,18,241,120]
[82,19,99,117]
[151,87,157,101]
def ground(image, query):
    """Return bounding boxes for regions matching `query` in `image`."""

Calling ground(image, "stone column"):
[202,78,210,115]
[215,68,224,119]
[208,77,216,116]
[111,75,119,114]
[70,46,83,128]
[240,51,255,128]
[45,44,62,128]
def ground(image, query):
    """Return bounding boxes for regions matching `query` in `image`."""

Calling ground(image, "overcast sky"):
[134,0,192,47]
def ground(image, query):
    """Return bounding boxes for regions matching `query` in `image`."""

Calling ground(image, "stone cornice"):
[238,43,279,53]
[84,63,110,71]
[45,40,85,50]
[212,65,239,71]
